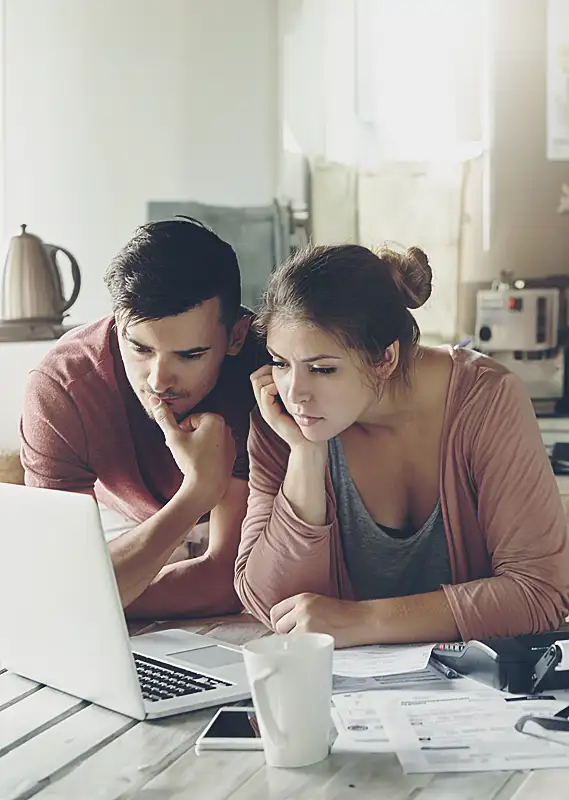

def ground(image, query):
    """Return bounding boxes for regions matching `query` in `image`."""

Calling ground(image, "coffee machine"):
[473,273,569,416]
[473,273,569,472]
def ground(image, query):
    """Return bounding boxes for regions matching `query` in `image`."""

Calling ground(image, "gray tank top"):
[328,437,452,601]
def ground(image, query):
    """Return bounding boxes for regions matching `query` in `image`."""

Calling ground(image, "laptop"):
[0,483,251,720]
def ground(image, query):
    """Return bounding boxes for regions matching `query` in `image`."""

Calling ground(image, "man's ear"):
[226,315,250,356]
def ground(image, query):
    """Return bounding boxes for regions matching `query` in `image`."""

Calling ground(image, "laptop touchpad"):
[170,645,242,669]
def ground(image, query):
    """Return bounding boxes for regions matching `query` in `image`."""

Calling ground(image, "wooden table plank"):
[126,620,159,636]
[205,616,271,647]
[225,754,516,800]
[0,687,82,755]
[226,753,431,800]
[508,769,569,798]
[0,672,40,709]
[34,707,219,800]
[413,772,516,800]
[0,703,134,800]
[136,749,428,800]
[136,749,265,800]
[493,773,534,800]
[139,613,270,647]
[130,619,221,638]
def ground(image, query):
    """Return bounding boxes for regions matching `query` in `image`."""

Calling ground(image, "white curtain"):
[280,0,485,166]
[279,0,487,340]
[355,0,486,164]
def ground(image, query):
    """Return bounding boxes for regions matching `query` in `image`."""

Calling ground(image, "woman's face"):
[267,322,379,442]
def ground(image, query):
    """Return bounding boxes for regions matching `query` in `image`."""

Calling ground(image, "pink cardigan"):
[235,347,569,641]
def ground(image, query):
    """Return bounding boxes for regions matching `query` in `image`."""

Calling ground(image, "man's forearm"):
[125,555,242,619]
[109,485,205,609]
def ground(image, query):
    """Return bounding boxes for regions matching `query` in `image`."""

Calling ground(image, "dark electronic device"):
[551,442,569,475]
[431,631,569,694]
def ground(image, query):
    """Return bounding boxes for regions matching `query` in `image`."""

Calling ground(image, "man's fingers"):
[148,396,178,434]
[185,413,236,460]
[188,412,226,433]
[179,414,198,432]
[178,412,211,433]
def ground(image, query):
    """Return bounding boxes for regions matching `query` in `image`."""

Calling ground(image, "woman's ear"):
[226,315,250,356]
[373,342,400,380]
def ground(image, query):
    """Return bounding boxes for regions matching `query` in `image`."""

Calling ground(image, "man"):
[21,217,265,619]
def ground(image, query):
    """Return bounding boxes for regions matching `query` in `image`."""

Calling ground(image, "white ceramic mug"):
[242,632,334,768]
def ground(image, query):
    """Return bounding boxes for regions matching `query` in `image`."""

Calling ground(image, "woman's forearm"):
[359,590,460,644]
[235,432,333,626]
[282,443,328,525]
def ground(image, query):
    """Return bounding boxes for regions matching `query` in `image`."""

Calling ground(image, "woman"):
[235,244,569,646]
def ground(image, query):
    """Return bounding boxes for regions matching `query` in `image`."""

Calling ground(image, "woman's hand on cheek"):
[269,593,374,649]
[250,365,307,448]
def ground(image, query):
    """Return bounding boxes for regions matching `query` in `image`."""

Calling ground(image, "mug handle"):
[251,667,287,747]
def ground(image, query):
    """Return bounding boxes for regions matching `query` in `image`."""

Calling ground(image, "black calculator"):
[431,632,569,694]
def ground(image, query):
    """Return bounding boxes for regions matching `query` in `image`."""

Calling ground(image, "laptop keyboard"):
[134,652,231,703]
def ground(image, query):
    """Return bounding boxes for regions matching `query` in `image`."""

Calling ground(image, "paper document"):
[332,663,450,695]
[331,673,479,752]
[381,688,569,773]
[332,692,391,753]
[333,643,434,678]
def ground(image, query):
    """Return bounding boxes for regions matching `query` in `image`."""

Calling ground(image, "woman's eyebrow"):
[268,348,341,362]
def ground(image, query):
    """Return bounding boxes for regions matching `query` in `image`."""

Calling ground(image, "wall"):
[0,0,279,449]
[458,0,569,335]
[0,341,57,451]
[1,0,279,325]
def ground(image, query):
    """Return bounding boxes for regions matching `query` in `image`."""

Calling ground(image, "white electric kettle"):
[0,224,81,324]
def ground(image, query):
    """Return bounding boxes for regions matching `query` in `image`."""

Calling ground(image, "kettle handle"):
[46,245,82,313]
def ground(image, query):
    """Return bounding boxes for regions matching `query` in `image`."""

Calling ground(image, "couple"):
[21,217,569,647]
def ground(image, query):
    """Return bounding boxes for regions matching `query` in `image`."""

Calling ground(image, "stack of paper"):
[330,643,569,771]
[332,643,440,694]
[331,677,569,771]
[331,642,456,752]
[382,686,569,773]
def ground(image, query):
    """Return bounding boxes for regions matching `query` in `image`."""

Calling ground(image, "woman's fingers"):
[250,364,273,384]
[251,368,279,408]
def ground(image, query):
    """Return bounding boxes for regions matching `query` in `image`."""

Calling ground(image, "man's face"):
[117,297,242,421]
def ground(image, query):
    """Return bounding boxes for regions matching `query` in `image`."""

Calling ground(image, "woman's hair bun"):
[399,246,432,309]
[380,245,432,310]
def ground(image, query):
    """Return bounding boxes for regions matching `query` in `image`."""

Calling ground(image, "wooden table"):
[2,614,569,800]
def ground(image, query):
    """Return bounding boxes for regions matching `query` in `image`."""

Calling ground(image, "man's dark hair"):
[103,217,242,329]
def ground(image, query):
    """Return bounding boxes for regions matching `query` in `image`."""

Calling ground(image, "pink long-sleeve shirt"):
[235,347,569,641]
